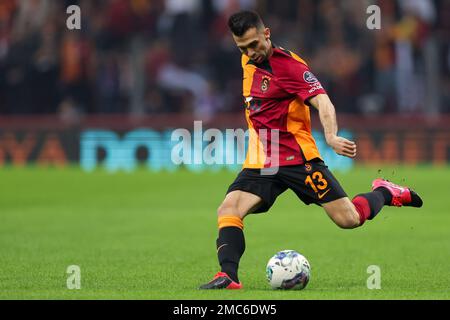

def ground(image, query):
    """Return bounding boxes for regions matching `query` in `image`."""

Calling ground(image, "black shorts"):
[227,159,347,214]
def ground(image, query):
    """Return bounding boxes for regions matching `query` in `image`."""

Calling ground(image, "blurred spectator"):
[0,0,448,116]
[394,0,436,113]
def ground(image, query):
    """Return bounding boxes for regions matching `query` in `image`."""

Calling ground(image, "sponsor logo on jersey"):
[305,163,312,172]
[308,83,323,94]
[303,71,319,84]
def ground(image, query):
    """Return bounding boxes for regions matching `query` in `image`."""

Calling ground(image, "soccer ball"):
[266,250,311,290]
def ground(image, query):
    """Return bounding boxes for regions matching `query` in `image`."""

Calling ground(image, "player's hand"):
[326,135,357,158]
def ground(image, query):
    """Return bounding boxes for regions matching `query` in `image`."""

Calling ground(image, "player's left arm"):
[309,94,357,159]
[277,58,357,158]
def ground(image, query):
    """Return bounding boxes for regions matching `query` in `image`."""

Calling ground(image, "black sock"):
[355,190,388,220]
[217,227,245,283]
[374,187,393,205]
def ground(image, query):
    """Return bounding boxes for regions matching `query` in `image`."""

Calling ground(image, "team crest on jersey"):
[261,76,271,93]
[303,71,319,84]
[305,163,312,172]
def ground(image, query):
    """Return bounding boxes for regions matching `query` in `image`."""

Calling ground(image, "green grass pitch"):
[0,166,449,300]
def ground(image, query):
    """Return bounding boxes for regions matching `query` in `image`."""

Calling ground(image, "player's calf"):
[322,198,361,229]
[333,213,361,229]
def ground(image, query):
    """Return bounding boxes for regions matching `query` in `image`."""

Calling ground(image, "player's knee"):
[217,203,241,218]
[333,212,360,230]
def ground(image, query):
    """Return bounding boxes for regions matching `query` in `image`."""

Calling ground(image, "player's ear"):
[264,28,271,40]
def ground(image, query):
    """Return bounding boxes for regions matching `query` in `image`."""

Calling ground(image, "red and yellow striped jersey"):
[242,46,326,169]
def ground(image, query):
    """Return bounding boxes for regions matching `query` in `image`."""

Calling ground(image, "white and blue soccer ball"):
[266,250,311,290]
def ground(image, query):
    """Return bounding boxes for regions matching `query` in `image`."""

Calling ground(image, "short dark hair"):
[228,11,264,37]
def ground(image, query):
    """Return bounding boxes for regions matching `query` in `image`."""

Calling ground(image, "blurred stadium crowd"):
[0,0,448,118]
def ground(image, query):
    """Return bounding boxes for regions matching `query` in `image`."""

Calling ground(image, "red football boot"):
[199,272,243,290]
[372,178,423,208]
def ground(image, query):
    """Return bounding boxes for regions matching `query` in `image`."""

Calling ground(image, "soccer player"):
[199,11,423,290]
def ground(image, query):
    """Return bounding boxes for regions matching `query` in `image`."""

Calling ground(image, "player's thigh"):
[217,191,263,220]
[322,197,360,229]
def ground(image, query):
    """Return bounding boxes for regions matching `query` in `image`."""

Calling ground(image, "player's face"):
[233,27,272,64]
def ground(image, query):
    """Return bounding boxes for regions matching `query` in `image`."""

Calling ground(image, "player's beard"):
[255,46,273,63]
[254,56,264,63]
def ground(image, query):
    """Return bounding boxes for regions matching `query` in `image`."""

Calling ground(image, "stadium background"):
[0,0,449,299]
